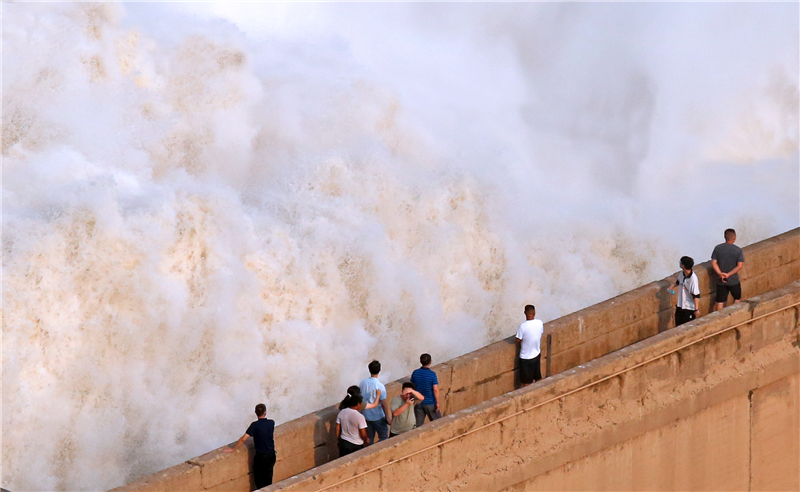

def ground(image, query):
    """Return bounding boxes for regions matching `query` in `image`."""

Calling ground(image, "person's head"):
[401,382,416,401]
[524,304,536,320]
[339,386,362,410]
[255,403,267,418]
[419,353,432,367]
[724,228,736,243]
[340,391,364,410]
[680,256,694,273]
[346,394,363,410]
[368,360,381,376]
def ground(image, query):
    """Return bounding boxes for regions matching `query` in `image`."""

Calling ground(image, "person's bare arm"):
[335,423,341,439]
[359,427,369,445]
[411,389,424,403]
[712,259,723,277]
[433,384,440,412]
[363,390,380,410]
[392,399,411,417]
[381,398,392,425]
[727,261,744,278]
[223,433,249,453]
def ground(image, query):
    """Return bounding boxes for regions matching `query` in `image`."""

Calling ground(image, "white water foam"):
[2,3,797,490]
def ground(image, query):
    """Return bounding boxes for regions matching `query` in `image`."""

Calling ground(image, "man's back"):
[712,243,744,285]
[359,377,386,420]
[410,367,438,403]
[246,419,275,454]
[516,319,544,359]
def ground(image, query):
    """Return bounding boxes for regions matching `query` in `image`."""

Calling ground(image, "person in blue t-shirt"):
[359,360,392,444]
[410,353,441,427]
[225,403,276,488]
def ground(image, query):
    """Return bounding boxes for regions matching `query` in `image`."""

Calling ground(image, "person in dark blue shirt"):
[225,403,276,488]
[410,353,441,427]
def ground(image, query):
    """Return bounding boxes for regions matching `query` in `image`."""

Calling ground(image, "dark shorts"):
[338,438,364,458]
[715,283,742,303]
[520,354,542,384]
[414,404,442,428]
[675,307,696,327]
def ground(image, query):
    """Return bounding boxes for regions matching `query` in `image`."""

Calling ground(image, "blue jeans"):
[365,417,389,444]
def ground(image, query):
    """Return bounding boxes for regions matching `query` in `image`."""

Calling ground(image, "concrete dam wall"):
[112,228,800,492]
[274,278,800,491]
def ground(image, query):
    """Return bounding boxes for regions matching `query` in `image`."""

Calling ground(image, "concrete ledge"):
[269,284,800,491]
[112,463,203,492]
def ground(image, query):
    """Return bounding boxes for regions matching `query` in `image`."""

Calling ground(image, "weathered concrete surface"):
[751,374,800,491]
[268,282,800,491]
[109,228,800,492]
[514,395,751,491]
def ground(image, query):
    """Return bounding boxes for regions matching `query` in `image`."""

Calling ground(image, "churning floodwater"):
[2,3,798,490]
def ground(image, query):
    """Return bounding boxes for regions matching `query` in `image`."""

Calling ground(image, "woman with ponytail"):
[336,391,369,457]
[339,385,380,411]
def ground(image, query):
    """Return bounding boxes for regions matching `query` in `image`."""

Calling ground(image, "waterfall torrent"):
[2,3,797,490]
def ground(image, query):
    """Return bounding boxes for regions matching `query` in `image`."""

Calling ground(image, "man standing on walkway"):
[359,360,392,444]
[674,256,701,326]
[410,353,441,427]
[224,403,276,489]
[516,304,544,386]
[389,382,425,437]
[712,228,745,311]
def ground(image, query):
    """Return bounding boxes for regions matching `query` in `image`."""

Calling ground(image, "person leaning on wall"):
[224,403,277,489]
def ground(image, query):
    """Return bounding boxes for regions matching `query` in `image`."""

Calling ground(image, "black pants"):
[675,307,696,326]
[338,438,364,458]
[520,354,542,384]
[253,452,276,489]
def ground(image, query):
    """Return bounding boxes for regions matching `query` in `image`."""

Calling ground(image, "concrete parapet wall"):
[110,228,800,492]
[271,280,800,491]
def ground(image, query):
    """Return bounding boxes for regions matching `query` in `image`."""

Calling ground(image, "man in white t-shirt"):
[515,304,544,386]
[673,256,701,326]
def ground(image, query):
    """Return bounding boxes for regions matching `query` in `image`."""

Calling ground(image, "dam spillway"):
[112,228,800,491]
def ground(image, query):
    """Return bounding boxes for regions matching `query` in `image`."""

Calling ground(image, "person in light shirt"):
[673,256,701,326]
[336,393,369,457]
[515,304,544,386]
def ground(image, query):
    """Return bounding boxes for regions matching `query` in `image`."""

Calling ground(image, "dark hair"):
[368,360,381,375]
[402,381,416,390]
[339,386,362,410]
[724,228,736,241]
[255,403,267,418]
[340,393,363,409]
[524,304,536,315]
[680,256,694,270]
[419,353,432,366]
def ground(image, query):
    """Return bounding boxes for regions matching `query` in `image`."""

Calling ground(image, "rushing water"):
[2,3,798,490]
